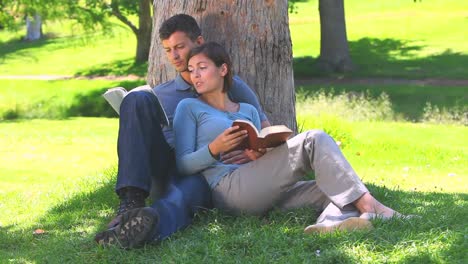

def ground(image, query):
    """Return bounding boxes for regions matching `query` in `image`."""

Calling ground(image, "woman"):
[174,42,406,233]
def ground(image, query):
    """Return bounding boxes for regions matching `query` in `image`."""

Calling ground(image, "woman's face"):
[188,53,227,95]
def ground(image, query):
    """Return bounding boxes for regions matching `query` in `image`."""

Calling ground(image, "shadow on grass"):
[294,37,468,79]
[67,80,147,118]
[0,34,98,64]
[74,59,148,78]
[2,177,466,262]
[296,83,467,122]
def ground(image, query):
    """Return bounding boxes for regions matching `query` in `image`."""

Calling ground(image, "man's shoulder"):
[232,75,247,87]
[154,79,178,91]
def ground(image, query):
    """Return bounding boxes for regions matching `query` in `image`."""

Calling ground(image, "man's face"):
[162,31,200,72]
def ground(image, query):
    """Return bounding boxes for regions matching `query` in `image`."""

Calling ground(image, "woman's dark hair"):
[159,14,201,41]
[188,42,233,92]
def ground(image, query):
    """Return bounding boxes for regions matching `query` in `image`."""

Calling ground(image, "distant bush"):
[422,103,467,125]
[296,88,396,122]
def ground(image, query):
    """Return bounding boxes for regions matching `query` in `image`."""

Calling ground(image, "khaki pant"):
[212,130,368,223]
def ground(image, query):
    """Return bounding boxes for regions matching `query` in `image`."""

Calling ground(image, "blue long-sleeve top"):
[155,74,268,147]
[174,98,261,188]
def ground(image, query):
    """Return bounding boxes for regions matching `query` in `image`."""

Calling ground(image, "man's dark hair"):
[189,42,233,92]
[159,14,202,41]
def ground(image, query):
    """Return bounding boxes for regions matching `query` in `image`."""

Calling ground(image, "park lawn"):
[296,83,467,122]
[0,79,145,120]
[0,118,466,263]
[0,0,466,79]
[0,118,118,227]
[0,25,136,76]
[290,0,468,78]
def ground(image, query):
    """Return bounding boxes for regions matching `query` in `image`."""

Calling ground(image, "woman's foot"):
[360,212,420,221]
[304,217,373,234]
[354,192,398,218]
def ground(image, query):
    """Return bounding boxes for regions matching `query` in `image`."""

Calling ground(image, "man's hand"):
[220,150,251,164]
[244,148,267,161]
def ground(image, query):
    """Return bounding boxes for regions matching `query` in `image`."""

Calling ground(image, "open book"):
[102,85,169,126]
[232,120,293,150]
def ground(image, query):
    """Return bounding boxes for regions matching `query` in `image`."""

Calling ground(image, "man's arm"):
[228,76,269,125]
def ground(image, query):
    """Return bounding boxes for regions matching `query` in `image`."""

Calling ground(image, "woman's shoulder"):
[178,98,200,109]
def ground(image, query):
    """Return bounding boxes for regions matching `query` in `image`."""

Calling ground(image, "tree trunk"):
[135,0,152,63]
[148,0,297,131]
[25,13,42,41]
[318,0,353,73]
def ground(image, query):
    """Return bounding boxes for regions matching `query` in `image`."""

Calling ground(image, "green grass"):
[0,24,137,76]
[0,1,467,262]
[0,118,466,263]
[0,79,145,120]
[296,84,467,122]
[0,0,467,79]
[290,0,468,78]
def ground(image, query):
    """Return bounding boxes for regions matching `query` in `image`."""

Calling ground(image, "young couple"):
[95,14,407,249]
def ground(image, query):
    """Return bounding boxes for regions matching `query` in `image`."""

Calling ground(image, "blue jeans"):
[115,91,212,241]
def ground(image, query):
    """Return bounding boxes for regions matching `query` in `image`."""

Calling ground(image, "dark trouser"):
[115,91,212,241]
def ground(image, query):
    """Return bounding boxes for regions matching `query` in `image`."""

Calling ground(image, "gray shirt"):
[154,74,267,147]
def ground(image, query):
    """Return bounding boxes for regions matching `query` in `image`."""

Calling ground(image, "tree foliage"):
[0,0,151,63]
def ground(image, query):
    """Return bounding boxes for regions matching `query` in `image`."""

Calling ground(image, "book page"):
[258,125,292,138]
[102,87,127,115]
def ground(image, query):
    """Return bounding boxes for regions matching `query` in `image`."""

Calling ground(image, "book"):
[102,85,169,126]
[232,119,293,150]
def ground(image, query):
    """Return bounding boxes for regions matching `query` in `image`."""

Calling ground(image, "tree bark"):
[148,0,297,131]
[318,0,353,73]
[135,0,152,63]
[25,13,42,41]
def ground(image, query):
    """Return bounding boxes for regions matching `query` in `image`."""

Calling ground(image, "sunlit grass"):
[290,0,468,58]
[0,117,466,263]
[0,118,118,227]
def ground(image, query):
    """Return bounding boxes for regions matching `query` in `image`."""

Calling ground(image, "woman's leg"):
[213,129,398,219]
[212,129,364,215]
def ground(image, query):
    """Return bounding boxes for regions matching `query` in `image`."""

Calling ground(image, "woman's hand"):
[208,126,248,157]
[244,148,267,161]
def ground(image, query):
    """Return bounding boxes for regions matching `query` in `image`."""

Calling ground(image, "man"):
[94,14,270,249]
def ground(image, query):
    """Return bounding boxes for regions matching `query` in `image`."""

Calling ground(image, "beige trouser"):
[212,130,368,224]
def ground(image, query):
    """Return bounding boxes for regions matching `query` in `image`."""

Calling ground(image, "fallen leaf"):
[33,229,46,235]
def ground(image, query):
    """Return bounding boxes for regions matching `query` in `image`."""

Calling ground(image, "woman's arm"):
[174,100,218,175]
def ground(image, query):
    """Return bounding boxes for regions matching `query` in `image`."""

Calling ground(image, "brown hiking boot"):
[95,207,158,249]
[107,187,147,228]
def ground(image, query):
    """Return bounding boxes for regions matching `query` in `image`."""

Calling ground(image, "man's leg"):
[111,91,173,225]
[95,175,212,248]
[149,175,212,241]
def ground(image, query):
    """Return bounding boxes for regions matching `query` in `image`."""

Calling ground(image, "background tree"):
[289,0,353,73]
[147,0,297,131]
[317,0,353,73]
[0,0,152,63]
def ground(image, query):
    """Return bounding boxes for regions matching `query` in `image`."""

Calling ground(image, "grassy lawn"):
[0,79,145,120]
[0,118,466,263]
[0,0,467,262]
[296,83,467,122]
[290,0,468,78]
